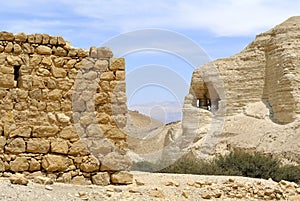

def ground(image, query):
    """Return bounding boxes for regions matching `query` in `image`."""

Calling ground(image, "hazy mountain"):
[128,101,182,123]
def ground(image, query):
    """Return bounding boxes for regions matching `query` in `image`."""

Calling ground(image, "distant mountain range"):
[128,101,182,123]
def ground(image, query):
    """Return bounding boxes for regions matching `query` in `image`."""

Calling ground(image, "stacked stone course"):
[0,31,131,185]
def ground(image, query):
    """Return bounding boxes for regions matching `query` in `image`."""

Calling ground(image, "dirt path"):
[1,172,300,201]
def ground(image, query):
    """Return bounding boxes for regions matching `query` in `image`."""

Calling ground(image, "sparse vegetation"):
[134,150,300,183]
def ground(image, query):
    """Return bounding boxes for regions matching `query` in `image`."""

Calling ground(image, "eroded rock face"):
[184,16,300,161]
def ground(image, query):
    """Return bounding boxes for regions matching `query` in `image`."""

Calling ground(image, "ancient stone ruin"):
[0,31,132,185]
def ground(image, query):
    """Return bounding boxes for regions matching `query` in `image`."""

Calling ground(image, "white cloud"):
[1,0,299,38]
[61,0,300,36]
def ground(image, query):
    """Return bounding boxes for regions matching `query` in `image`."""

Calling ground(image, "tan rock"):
[0,159,5,171]
[100,152,132,171]
[13,43,22,54]
[71,175,90,185]
[69,141,89,156]
[32,126,59,137]
[0,74,14,88]
[42,154,72,172]
[51,138,69,154]
[29,158,41,171]
[14,32,27,42]
[10,157,29,172]
[0,136,6,153]
[0,31,14,41]
[6,138,26,154]
[148,188,165,198]
[59,125,79,139]
[79,156,100,172]
[9,173,28,185]
[51,66,67,78]
[97,47,113,59]
[33,176,54,185]
[27,138,50,153]
[100,72,115,80]
[9,126,31,138]
[111,171,133,184]
[36,45,52,55]
[92,172,110,186]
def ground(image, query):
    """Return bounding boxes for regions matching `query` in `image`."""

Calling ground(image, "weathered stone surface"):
[9,126,31,138]
[32,126,59,137]
[14,32,27,42]
[36,45,52,55]
[0,32,14,41]
[10,157,29,172]
[42,154,72,172]
[79,156,100,172]
[33,176,54,185]
[50,138,68,154]
[9,173,28,185]
[27,138,50,153]
[182,16,300,161]
[97,47,113,59]
[100,152,132,171]
[0,136,6,153]
[111,171,133,184]
[69,141,89,156]
[6,138,26,154]
[59,125,79,139]
[92,172,110,186]
[0,159,5,171]
[0,74,14,88]
[29,158,40,171]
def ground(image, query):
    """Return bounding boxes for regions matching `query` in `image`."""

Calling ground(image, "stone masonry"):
[0,31,131,185]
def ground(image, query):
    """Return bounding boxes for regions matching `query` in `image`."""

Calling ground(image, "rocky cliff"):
[183,16,300,163]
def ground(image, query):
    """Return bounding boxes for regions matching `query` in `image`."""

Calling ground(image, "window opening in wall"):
[14,66,21,87]
[14,66,21,81]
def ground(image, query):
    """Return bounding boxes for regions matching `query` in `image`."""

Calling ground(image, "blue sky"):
[1,0,300,109]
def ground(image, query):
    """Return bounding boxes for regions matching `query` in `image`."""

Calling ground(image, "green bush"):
[157,150,300,183]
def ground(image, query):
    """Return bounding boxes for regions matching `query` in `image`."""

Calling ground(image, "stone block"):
[14,32,27,42]
[0,32,14,41]
[6,138,26,154]
[42,154,72,172]
[79,156,100,172]
[92,172,110,186]
[27,138,50,153]
[36,45,52,55]
[97,47,113,59]
[111,171,133,184]
[51,138,69,154]
[0,74,14,88]
[100,152,132,171]
[10,157,29,172]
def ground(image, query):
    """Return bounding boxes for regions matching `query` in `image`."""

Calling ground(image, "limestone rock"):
[100,152,132,171]
[6,138,26,154]
[0,32,14,41]
[79,156,100,172]
[36,45,52,55]
[10,157,29,172]
[33,176,54,185]
[92,172,110,186]
[183,16,300,161]
[9,173,28,185]
[111,171,133,184]
[42,154,72,172]
[27,138,50,153]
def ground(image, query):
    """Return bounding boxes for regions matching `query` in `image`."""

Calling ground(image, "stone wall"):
[0,31,131,185]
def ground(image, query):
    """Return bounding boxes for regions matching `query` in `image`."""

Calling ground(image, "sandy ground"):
[1,171,299,201]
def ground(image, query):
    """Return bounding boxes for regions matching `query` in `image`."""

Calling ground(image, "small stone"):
[36,45,52,55]
[111,171,133,185]
[148,188,164,198]
[201,192,212,199]
[182,191,189,198]
[135,179,145,186]
[9,174,28,185]
[45,186,53,191]
[33,176,54,185]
